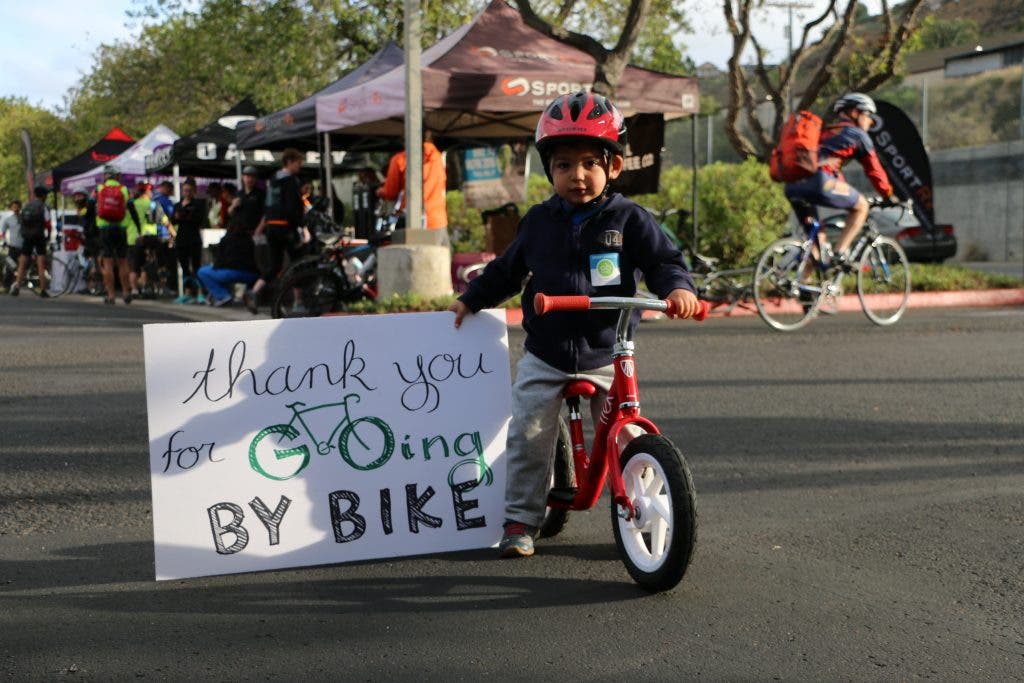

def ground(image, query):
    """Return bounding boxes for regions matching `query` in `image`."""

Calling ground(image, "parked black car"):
[821,206,957,263]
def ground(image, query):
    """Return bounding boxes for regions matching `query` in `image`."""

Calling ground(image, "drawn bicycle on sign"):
[247,393,493,487]
[248,393,395,481]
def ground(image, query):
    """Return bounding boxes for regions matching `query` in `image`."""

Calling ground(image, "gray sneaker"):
[498,521,537,558]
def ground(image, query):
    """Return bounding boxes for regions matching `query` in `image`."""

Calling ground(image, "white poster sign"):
[143,311,511,580]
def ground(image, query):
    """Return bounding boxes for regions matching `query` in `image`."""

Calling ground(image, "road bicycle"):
[685,249,754,315]
[534,293,708,592]
[752,197,911,331]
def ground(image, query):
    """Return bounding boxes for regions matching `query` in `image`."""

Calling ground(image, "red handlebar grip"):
[534,293,592,315]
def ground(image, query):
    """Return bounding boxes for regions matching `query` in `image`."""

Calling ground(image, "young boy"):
[448,91,700,558]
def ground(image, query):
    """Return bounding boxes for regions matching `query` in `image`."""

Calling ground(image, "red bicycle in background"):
[533,293,708,592]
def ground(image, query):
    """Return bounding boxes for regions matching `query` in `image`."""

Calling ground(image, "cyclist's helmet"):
[535,91,627,180]
[103,163,120,179]
[833,92,877,117]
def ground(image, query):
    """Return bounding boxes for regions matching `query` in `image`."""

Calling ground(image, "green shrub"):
[447,175,553,254]
[446,190,484,253]
[634,159,790,268]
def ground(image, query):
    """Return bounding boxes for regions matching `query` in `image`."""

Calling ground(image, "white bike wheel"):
[611,434,696,592]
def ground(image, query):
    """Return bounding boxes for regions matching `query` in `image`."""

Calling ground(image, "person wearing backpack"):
[782,93,895,267]
[95,165,139,304]
[10,186,51,297]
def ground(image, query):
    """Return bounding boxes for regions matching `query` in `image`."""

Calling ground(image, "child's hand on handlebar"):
[666,288,701,319]
[448,299,471,328]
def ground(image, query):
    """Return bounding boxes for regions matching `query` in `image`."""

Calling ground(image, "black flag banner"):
[869,100,935,232]
[19,129,35,196]
[615,114,664,196]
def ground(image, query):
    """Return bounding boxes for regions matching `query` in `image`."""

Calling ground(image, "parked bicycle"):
[685,249,754,315]
[49,248,97,298]
[535,293,709,592]
[2,241,56,297]
[752,196,912,332]
[270,199,397,319]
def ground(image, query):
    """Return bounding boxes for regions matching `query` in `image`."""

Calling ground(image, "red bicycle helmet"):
[535,92,627,177]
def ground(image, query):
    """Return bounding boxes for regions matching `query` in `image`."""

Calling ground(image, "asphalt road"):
[1,293,1022,681]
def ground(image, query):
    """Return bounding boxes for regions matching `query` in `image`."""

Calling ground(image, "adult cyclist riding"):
[784,92,895,269]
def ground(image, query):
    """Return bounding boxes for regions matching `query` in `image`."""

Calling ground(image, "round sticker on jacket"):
[590,252,621,286]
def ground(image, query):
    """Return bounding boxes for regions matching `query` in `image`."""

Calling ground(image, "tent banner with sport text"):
[143,311,511,580]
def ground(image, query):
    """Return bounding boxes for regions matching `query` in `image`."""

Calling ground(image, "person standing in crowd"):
[94,166,137,304]
[246,148,305,313]
[169,177,208,304]
[2,199,23,294]
[128,183,159,297]
[377,129,448,238]
[227,166,265,234]
[151,181,176,297]
[196,223,259,307]
[10,187,51,297]
[70,190,102,295]
[221,182,237,228]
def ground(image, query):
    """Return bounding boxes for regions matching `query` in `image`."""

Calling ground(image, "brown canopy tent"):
[314,0,699,139]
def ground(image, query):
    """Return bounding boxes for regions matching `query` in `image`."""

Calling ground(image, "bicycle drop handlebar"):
[534,293,709,321]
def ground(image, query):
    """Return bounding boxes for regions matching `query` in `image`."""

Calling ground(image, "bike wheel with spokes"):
[271,268,347,319]
[753,238,822,332]
[611,434,696,592]
[539,418,574,539]
[857,235,911,326]
[50,255,79,298]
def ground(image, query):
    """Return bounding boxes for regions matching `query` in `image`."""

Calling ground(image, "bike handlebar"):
[534,293,709,321]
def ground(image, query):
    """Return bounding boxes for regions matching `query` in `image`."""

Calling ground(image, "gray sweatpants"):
[505,352,614,527]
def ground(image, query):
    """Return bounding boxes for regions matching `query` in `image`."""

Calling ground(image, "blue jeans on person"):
[196,265,258,304]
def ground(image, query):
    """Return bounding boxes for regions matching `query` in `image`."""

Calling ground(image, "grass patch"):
[909,264,1023,292]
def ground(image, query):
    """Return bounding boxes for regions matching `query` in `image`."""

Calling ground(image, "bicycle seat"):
[563,381,597,399]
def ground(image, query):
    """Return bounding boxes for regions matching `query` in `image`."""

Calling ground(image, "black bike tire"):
[538,418,574,539]
[271,268,348,319]
[611,434,697,592]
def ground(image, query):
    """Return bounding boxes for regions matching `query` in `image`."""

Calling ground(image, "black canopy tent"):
[144,97,302,179]
[35,127,135,192]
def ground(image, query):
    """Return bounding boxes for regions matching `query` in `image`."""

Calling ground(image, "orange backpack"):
[769,110,822,182]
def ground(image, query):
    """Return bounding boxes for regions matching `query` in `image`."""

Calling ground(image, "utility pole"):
[404,0,423,232]
[765,1,814,113]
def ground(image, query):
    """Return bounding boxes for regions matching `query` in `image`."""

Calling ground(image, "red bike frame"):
[534,293,708,520]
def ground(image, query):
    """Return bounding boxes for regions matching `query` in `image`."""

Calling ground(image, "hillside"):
[927,0,1024,35]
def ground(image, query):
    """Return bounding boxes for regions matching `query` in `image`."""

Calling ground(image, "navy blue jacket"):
[459,193,695,373]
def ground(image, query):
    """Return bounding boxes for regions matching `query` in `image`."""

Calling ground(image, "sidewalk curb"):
[701,288,1024,319]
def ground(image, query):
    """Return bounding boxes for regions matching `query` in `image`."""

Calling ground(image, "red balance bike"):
[533,293,708,592]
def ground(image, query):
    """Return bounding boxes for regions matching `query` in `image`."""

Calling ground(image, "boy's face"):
[549,142,623,206]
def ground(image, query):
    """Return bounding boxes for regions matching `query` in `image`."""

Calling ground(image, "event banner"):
[615,114,664,196]
[870,100,936,232]
[461,141,529,209]
[143,311,512,580]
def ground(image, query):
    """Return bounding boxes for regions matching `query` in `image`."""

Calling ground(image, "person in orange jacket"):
[377,130,448,237]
